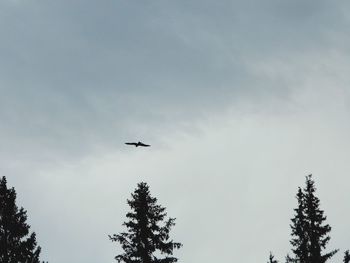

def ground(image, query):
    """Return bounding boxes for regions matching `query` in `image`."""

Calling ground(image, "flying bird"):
[125,141,151,147]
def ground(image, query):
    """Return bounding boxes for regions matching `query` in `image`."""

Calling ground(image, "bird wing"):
[125,142,137,146]
[138,142,150,147]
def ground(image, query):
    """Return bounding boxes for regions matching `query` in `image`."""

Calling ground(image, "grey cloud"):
[1,1,350,262]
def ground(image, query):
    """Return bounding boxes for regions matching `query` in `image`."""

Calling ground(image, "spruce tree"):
[109,182,182,263]
[344,250,350,263]
[288,174,338,263]
[289,188,308,263]
[0,176,44,263]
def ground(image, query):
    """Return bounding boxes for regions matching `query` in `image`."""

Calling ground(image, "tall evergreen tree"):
[289,188,308,263]
[109,182,182,263]
[0,176,44,263]
[288,174,338,263]
[344,250,350,263]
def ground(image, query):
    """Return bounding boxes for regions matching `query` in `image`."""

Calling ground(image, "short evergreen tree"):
[0,176,44,263]
[267,252,278,263]
[109,182,182,263]
[288,174,338,263]
[344,250,350,263]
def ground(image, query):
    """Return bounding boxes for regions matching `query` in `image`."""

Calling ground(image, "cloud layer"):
[1,1,350,262]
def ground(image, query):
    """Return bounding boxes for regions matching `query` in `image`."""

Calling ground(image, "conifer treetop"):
[288,174,338,263]
[0,176,44,263]
[110,182,182,263]
[344,250,350,263]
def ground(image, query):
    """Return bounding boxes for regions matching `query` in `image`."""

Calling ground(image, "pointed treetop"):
[288,174,338,263]
[0,176,45,263]
[110,182,182,263]
[344,250,350,263]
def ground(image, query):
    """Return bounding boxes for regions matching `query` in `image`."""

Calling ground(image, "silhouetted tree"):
[289,187,308,263]
[288,174,338,263]
[0,176,44,263]
[109,182,182,263]
[267,252,278,263]
[344,250,350,263]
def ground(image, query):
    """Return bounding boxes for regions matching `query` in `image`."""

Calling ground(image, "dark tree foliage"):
[0,176,44,263]
[267,252,278,263]
[344,250,350,263]
[288,174,338,263]
[109,182,182,263]
[290,188,308,263]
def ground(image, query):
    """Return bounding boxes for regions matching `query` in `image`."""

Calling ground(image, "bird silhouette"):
[125,141,151,147]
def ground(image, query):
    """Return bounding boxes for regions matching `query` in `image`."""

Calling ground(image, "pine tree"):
[267,252,278,263]
[109,182,182,263]
[288,174,338,263]
[0,176,44,263]
[344,250,350,263]
[289,188,308,263]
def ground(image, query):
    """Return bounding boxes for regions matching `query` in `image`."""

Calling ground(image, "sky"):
[1,0,350,262]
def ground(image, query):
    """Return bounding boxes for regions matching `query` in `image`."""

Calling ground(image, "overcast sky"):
[1,0,350,262]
